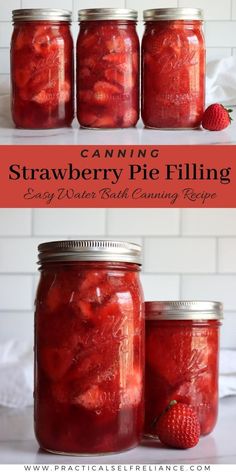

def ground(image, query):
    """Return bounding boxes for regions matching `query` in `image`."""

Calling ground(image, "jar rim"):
[38,240,142,265]
[12,9,72,22]
[143,8,203,21]
[145,300,223,320]
[78,9,138,21]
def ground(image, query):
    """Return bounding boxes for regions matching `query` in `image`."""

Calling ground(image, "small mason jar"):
[11,9,74,129]
[142,8,205,129]
[34,240,144,455]
[77,9,139,129]
[145,301,223,436]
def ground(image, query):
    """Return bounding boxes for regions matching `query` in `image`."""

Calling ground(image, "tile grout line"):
[1,234,236,239]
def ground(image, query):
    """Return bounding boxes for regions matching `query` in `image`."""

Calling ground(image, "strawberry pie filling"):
[145,318,220,437]
[77,21,139,129]
[11,21,74,129]
[35,261,144,454]
[142,19,205,129]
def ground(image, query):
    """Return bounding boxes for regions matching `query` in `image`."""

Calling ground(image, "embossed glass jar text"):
[11,9,74,129]
[35,240,144,455]
[142,8,205,129]
[145,301,223,436]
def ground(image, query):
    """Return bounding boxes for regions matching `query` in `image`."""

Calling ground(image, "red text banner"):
[0,145,235,208]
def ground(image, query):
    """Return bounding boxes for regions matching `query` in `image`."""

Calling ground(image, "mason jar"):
[77,9,139,129]
[142,8,205,129]
[34,240,144,455]
[11,9,74,129]
[145,301,223,436]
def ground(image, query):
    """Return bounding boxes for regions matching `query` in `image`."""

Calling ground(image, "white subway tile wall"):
[0,208,236,348]
[0,0,236,78]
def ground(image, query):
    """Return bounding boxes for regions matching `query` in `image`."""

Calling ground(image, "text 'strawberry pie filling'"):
[142,8,206,129]
[144,301,223,437]
[35,240,144,455]
[77,9,139,129]
[11,9,74,129]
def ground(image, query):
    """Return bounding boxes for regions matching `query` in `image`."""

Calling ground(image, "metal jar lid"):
[12,9,72,22]
[79,9,138,22]
[143,8,203,21]
[38,240,142,265]
[145,301,223,321]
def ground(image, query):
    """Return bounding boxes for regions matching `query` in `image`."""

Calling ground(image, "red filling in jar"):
[34,240,144,455]
[11,9,74,129]
[142,8,205,129]
[77,9,139,129]
[145,301,223,436]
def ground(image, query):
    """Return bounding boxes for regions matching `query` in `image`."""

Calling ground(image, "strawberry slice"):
[104,67,135,90]
[79,33,98,50]
[93,115,117,128]
[93,81,121,105]
[27,68,58,98]
[39,346,73,381]
[106,36,125,53]
[103,53,127,64]
[77,300,94,321]
[32,81,70,106]
[32,26,59,55]
[32,89,57,106]
[79,271,105,296]
[74,385,105,410]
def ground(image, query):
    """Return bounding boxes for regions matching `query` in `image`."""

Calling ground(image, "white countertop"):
[0,95,235,145]
[0,397,235,465]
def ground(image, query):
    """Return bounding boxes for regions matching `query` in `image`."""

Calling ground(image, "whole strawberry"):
[202,104,233,131]
[155,400,200,449]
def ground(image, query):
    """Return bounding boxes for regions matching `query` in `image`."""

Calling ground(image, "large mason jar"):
[142,8,205,129]
[11,9,74,129]
[34,240,144,454]
[77,9,139,129]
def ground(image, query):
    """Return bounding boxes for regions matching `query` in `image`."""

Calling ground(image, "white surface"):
[0,397,235,464]
[0,114,236,145]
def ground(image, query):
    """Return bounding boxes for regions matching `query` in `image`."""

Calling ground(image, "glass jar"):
[77,9,139,129]
[11,9,74,129]
[145,301,223,437]
[35,240,144,455]
[142,8,205,129]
